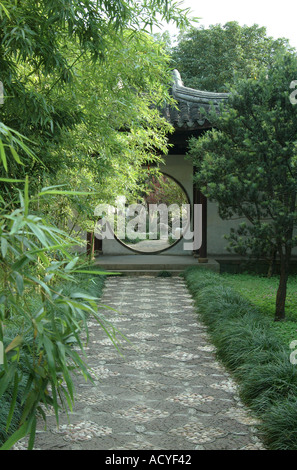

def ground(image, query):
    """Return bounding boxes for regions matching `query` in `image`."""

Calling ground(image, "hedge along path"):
[15,276,265,450]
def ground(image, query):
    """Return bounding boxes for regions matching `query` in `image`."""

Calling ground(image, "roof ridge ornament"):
[172,69,229,105]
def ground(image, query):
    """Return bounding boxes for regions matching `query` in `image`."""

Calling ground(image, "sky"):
[159,0,297,50]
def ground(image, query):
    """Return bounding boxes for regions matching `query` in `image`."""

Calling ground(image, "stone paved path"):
[16,276,265,450]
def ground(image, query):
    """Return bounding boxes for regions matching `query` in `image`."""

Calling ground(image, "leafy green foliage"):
[42,31,176,236]
[0,0,191,202]
[260,398,297,450]
[238,356,297,413]
[171,22,293,92]
[188,52,297,320]
[0,131,119,450]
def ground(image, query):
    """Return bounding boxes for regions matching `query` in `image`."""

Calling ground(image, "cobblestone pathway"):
[17,276,265,450]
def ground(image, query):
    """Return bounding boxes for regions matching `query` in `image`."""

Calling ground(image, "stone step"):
[94,255,220,275]
[104,270,182,276]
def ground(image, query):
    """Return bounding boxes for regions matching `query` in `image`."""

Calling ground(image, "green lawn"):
[221,273,297,346]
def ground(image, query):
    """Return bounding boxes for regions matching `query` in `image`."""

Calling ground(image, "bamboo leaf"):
[0,422,29,451]
[26,275,52,296]
[74,269,119,275]
[43,336,56,382]
[40,184,68,192]
[64,256,79,271]
[5,335,23,354]
[0,3,11,19]
[0,177,25,182]
[59,383,74,412]
[9,215,25,236]
[0,138,8,171]
[49,379,60,426]
[13,272,24,296]
[20,390,39,425]
[0,365,17,399]
[11,255,31,272]
[27,416,37,450]
[6,372,19,432]
[27,222,49,247]
[9,145,23,165]
[20,375,34,406]
[0,236,8,258]
[38,190,99,196]
[24,176,29,217]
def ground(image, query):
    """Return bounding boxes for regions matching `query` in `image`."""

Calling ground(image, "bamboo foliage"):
[0,129,121,450]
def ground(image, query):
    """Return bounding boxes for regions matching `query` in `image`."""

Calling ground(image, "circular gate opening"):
[113,173,190,254]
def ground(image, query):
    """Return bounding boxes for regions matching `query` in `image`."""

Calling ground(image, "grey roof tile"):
[162,70,229,130]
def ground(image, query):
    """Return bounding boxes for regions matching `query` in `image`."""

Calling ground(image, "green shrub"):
[182,267,223,295]
[238,354,297,415]
[195,286,258,326]
[0,175,112,450]
[183,266,297,450]
[0,268,107,449]
[209,316,285,377]
[260,397,297,450]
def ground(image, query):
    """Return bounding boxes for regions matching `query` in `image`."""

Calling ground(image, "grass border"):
[183,266,297,450]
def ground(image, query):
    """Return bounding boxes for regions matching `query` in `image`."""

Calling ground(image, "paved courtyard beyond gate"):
[25,276,265,450]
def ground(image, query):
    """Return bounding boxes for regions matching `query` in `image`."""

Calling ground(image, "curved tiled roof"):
[162,70,229,130]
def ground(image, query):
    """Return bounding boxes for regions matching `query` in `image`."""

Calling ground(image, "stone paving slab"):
[14,276,265,450]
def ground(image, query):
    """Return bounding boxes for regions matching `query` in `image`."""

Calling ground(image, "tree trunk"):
[86,231,94,261]
[275,246,291,321]
[267,249,276,278]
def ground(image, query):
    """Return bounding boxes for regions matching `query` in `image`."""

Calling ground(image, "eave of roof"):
[162,70,229,131]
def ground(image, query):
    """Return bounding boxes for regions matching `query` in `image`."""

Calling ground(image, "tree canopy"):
[188,51,297,321]
[171,22,294,92]
[0,0,194,232]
